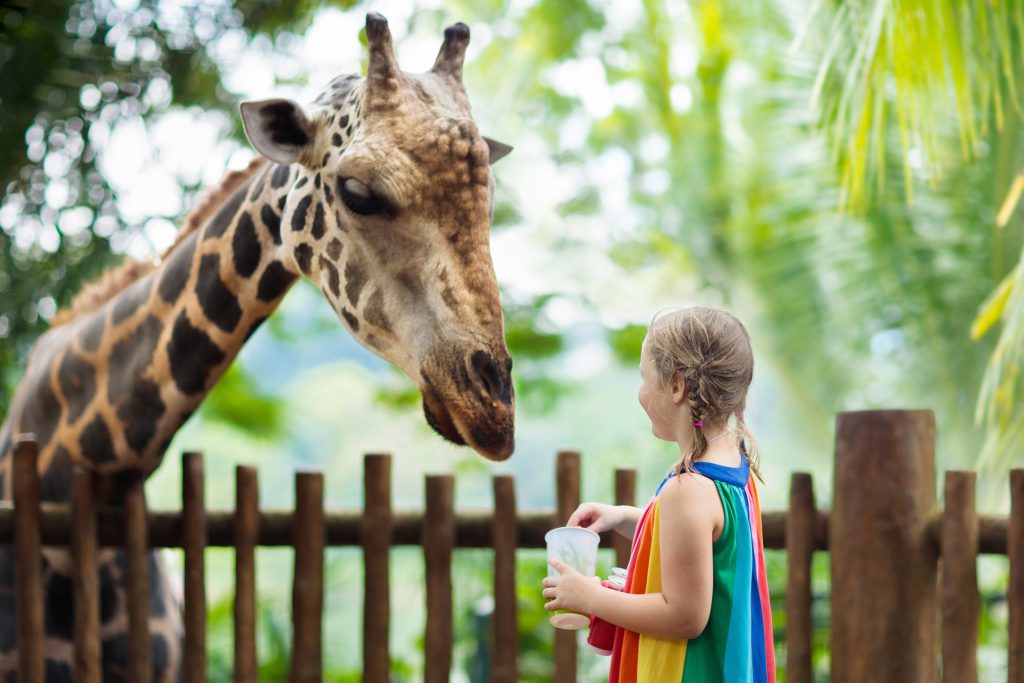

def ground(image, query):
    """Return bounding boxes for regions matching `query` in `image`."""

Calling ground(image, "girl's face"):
[638,337,684,442]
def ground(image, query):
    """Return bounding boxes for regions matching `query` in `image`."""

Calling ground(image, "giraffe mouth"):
[421,379,514,461]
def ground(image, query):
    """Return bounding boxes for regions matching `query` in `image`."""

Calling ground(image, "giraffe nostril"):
[470,350,509,404]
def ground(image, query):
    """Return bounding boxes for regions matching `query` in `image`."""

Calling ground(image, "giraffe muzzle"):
[420,352,515,460]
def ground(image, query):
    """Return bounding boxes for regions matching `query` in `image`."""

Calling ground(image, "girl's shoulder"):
[658,471,721,516]
[658,471,725,540]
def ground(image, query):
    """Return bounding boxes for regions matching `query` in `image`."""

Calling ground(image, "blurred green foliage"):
[2,0,1022,678]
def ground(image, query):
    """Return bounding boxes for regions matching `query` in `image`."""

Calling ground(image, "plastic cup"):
[544,526,600,629]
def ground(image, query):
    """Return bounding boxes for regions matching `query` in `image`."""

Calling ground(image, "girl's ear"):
[669,375,687,405]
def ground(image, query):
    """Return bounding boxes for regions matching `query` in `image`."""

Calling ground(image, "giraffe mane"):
[50,156,269,328]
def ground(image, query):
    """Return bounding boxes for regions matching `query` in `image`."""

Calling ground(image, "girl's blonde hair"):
[646,306,763,482]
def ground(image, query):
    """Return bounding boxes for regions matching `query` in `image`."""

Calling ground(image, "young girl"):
[541,306,776,682]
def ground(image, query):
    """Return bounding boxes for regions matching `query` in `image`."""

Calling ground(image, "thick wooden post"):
[290,471,324,683]
[13,436,44,683]
[423,475,454,683]
[491,475,518,683]
[234,466,259,683]
[785,473,816,683]
[71,466,101,683]
[124,473,152,683]
[182,452,207,683]
[940,471,978,683]
[554,450,580,683]
[362,454,391,680]
[831,410,937,683]
[613,468,636,569]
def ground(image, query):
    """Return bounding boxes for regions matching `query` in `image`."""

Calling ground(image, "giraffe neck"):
[22,162,302,477]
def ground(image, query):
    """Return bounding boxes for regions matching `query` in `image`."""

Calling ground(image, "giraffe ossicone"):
[0,13,515,681]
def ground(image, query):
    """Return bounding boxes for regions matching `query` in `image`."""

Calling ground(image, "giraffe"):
[0,13,515,680]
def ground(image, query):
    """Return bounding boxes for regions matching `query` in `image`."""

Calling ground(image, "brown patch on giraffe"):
[341,309,359,331]
[294,244,313,276]
[50,157,267,327]
[231,212,262,278]
[344,258,367,306]
[57,347,96,424]
[80,414,117,464]
[195,254,242,333]
[319,256,340,299]
[326,238,343,260]
[438,268,459,313]
[363,288,392,333]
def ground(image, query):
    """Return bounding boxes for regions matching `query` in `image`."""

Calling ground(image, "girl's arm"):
[611,505,643,539]
[545,474,716,641]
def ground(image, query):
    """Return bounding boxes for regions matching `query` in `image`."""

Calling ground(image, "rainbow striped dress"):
[607,457,776,682]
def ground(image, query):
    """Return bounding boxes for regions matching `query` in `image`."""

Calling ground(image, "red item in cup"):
[585,580,618,656]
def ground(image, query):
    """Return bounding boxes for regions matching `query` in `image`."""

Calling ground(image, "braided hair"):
[646,306,763,482]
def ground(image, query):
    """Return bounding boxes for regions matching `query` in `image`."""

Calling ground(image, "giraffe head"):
[239,14,515,460]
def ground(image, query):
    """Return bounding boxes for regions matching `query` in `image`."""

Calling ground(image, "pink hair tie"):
[692,420,704,429]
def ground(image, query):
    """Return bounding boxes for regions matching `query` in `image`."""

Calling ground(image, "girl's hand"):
[541,559,601,614]
[566,502,622,533]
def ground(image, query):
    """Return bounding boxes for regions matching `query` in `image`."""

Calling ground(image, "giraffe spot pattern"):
[78,315,105,352]
[270,164,291,189]
[341,309,359,331]
[19,372,61,455]
[260,203,282,245]
[326,238,343,260]
[256,262,296,303]
[232,212,261,278]
[320,256,340,299]
[291,195,312,232]
[57,349,96,424]
[248,168,267,201]
[45,570,74,640]
[364,288,392,333]
[168,312,225,395]
[196,254,242,333]
[99,562,119,622]
[311,202,326,239]
[344,258,367,307]
[203,183,247,239]
[80,415,116,464]
[117,378,165,455]
[40,447,73,502]
[111,277,153,326]
[158,233,196,304]
[107,315,163,405]
[294,244,313,275]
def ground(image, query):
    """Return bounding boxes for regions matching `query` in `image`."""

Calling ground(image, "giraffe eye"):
[339,178,383,216]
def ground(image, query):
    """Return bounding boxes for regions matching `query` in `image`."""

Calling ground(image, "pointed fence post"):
[831,410,938,683]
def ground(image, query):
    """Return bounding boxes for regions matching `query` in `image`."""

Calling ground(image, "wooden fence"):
[1,409,1022,682]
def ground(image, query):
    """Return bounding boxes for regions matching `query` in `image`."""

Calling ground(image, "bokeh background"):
[1,0,1020,679]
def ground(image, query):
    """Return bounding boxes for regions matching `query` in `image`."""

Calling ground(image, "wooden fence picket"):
[182,452,207,683]
[233,465,259,683]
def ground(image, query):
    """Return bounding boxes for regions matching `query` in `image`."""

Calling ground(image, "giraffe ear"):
[240,98,318,165]
[483,137,512,164]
